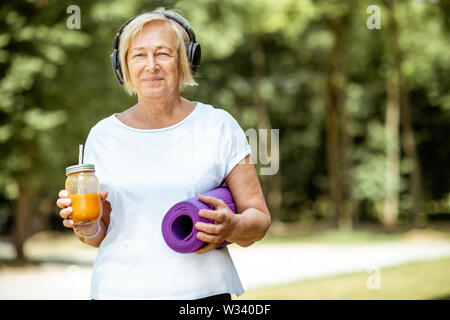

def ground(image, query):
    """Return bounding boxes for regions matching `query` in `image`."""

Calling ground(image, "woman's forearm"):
[229,208,271,247]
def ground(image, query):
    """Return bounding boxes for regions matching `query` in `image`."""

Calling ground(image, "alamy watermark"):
[366,5,381,30]
[366,265,381,290]
[167,121,279,176]
[246,128,279,176]
[66,5,81,30]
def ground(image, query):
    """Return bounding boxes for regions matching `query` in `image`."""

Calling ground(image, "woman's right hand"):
[56,189,109,235]
[56,190,76,229]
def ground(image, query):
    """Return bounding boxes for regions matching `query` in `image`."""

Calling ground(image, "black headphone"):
[110,11,201,85]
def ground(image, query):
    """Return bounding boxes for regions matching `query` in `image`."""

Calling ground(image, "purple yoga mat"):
[162,187,237,253]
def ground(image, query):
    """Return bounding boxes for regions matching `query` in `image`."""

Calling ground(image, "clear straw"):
[76,144,83,220]
[79,144,83,165]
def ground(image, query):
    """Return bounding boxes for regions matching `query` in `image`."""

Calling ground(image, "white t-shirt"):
[83,101,252,299]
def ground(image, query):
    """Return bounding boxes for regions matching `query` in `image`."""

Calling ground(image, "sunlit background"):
[0,0,449,300]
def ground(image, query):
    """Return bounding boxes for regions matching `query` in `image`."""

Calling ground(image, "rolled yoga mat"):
[162,187,237,253]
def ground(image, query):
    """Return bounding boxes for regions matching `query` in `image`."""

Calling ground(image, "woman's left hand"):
[194,193,238,254]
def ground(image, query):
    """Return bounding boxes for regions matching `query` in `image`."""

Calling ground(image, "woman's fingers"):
[63,218,75,228]
[197,194,226,210]
[56,190,71,209]
[195,221,222,235]
[195,242,217,255]
[58,190,75,229]
[198,209,227,224]
[58,190,69,198]
[56,197,71,209]
[196,231,223,245]
[100,191,108,202]
[59,206,72,219]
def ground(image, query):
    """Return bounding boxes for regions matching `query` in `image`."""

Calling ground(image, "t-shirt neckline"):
[111,101,200,133]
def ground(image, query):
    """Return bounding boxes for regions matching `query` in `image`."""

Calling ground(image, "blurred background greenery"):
[0,0,449,284]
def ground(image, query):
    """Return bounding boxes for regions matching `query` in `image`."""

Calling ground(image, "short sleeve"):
[219,110,252,179]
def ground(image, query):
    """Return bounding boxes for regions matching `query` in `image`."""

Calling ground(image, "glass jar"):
[65,164,102,225]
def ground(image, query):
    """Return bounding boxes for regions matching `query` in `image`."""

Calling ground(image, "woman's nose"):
[145,54,159,72]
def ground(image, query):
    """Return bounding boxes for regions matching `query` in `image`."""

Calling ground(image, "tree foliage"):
[0,0,449,257]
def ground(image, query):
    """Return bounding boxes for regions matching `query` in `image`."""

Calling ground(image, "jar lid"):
[66,164,95,175]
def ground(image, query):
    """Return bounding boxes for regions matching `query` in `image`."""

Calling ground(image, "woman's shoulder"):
[87,114,117,136]
[195,101,237,124]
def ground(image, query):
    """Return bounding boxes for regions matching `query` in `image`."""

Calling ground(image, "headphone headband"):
[110,11,201,85]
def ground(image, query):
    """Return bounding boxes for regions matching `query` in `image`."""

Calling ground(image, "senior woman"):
[56,9,270,300]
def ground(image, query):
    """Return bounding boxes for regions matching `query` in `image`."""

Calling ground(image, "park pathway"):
[1,239,450,299]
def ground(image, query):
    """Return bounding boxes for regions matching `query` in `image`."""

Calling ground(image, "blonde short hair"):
[118,8,198,95]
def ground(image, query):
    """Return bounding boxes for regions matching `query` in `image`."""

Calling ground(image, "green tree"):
[0,0,91,258]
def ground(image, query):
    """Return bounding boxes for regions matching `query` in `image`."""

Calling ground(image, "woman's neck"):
[136,93,182,118]
[121,94,194,130]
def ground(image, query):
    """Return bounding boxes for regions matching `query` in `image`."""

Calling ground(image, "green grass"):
[258,221,450,245]
[260,228,404,244]
[236,257,450,300]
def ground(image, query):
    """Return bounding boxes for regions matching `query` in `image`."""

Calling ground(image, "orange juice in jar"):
[65,164,102,225]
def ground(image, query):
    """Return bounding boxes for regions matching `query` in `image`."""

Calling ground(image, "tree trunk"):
[385,1,423,226]
[384,0,423,227]
[13,185,31,260]
[325,17,346,229]
[340,89,357,229]
[400,86,422,226]
[251,38,282,221]
[325,98,342,228]
[383,77,400,230]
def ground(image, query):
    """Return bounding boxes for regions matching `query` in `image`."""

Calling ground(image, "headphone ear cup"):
[185,42,201,75]
[191,42,201,74]
[184,41,193,65]
[116,55,124,84]
[110,49,124,84]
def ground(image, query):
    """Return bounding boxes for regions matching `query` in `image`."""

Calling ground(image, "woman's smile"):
[143,76,163,82]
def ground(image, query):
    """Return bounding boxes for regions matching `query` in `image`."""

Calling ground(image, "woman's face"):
[127,20,179,98]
